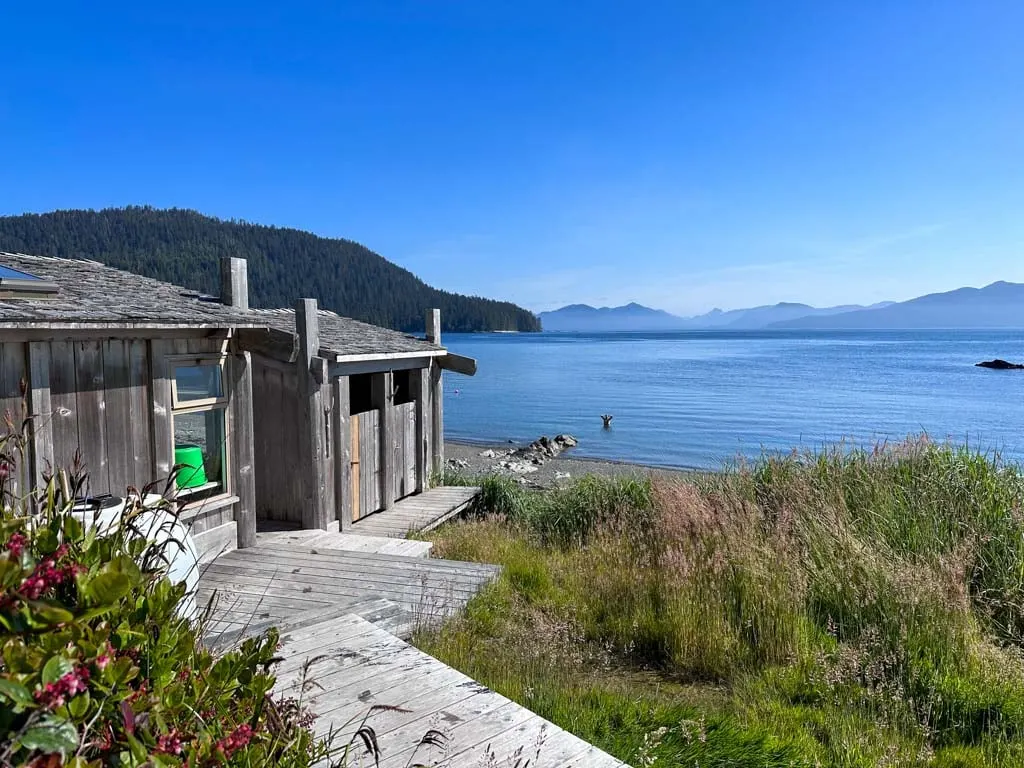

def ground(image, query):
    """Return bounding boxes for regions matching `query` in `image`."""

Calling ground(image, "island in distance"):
[538,281,1024,332]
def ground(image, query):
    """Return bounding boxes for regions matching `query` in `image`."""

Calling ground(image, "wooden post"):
[230,351,257,548]
[149,339,174,490]
[333,375,352,529]
[371,371,395,510]
[426,309,444,477]
[413,367,428,492]
[297,299,329,530]
[220,257,249,311]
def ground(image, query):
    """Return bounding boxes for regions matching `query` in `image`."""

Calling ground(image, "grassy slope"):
[415,442,1024,767]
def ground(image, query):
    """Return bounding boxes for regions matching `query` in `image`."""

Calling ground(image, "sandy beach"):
[445,439,696,489]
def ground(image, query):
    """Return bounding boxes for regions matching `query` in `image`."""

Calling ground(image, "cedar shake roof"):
[0,252,442,358]
[0,252,259,328]
[250,308,443,358]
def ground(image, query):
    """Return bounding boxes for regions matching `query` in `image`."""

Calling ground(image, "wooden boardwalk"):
[274,614,629,767]
[199,543,499,640]
[350,486,480,538]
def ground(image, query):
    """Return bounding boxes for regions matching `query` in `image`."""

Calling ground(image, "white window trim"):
[169,354,229,410]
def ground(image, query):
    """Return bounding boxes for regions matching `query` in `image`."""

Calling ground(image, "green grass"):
[416,440,1024,767]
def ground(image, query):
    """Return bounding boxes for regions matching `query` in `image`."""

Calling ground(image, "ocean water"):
[442,330,1024,470]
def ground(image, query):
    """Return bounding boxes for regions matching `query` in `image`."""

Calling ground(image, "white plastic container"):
[69,494,200,620]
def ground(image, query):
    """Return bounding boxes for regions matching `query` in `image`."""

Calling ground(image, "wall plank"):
[0,343,29,495]
[27,342,53,487]
[127,340,153,490]
[333,376,352,529]
[74,340,109,496]
[229,351,256,548]
[102,340,133,495]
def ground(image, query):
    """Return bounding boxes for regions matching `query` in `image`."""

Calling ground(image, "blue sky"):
[2,2,1023,315]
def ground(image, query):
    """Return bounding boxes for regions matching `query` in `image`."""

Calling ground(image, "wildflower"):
[5,531,27,558]
[34,665,90,710]
[156,730,184,755]
[215,723,254,758]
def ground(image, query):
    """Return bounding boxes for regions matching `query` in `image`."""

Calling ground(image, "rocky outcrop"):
[976,359,1024,370]
[448,434,580,485]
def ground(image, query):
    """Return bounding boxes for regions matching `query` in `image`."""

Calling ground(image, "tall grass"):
[417,440,1024,767]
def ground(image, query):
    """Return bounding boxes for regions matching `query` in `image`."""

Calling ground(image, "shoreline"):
[445,438,701,489]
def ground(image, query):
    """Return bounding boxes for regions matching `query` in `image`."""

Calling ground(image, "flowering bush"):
[0,425,332,767]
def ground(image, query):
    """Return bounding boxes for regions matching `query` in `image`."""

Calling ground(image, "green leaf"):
[62,514,83,543]
[86,572,132,605]
[19,717,79,757]
[0,678,34,708]
[0,557,23,588]
[28,600,74,625]
[67,690,90,718]
[42,655,73,685]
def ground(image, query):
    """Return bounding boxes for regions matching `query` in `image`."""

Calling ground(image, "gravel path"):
[445,439,695,489]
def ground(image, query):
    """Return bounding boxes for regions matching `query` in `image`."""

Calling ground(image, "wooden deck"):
[256,528,434,558]
[274,613,629,767]
[199,542,499,640]
[350,485,480,538]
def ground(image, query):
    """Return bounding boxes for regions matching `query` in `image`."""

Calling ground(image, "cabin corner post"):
[230,350,257,548]
[426,309,444,478]
[296,299,330,530]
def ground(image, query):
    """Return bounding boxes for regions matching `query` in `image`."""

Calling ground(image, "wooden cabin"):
[0,252,474,557]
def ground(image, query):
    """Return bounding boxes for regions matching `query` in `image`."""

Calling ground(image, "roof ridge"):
[0,251,103,266]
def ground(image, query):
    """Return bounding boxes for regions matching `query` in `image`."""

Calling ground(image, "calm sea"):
[442,330,1024,470]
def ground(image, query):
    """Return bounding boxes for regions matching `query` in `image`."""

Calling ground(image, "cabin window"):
[170,358,229,501]
[350,373,373,414]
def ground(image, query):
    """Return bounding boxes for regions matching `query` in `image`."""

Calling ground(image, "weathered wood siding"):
[251,355,304,522]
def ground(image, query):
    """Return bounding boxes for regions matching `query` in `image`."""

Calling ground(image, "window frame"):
[169,355,230,410]
[168,354,232,500]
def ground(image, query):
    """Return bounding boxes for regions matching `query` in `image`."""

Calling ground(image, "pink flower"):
[34,665,89,710]
[156,730,184,755]
[5,532,27,558]
[215,724,254,757]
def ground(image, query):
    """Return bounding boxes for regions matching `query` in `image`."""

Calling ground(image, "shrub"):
[0,426,332,767]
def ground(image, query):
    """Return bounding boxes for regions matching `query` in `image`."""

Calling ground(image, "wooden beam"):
[220,257,249,310]
[371,371,395,510]
[438,352,477,376]
[296,299,330,530]
[430,361,444,477]
[333,350,445,364]
[328,356,431,378]
[425,307,444,478]
[235,328,298,364]
[230,351,257,548]
[333,376,352,530]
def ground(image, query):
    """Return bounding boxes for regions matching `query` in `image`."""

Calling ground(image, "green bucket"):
[174,444,208,489]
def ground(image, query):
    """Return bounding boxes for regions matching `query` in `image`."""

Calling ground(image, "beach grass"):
[415,439,1024,766]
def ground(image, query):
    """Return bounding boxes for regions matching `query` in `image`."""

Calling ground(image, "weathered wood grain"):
[333,375,352,529]
[74,340,109,496]
[27,341,53,487]
[229,351,256,547]
[127,339,153,489]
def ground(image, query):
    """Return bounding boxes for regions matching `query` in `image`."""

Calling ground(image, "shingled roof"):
[0,252,259,328]
[250,308,443,358]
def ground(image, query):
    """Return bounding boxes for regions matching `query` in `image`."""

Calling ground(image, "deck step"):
[274,614,630,768]
[350,485,479,538]
[199,546,499,642]
[256,529,433,558]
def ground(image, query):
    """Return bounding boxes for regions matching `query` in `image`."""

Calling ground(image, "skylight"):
[0,265,59,296]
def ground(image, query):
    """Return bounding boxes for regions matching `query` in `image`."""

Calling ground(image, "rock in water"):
[976,359,1024,370]
[554,434,578,448]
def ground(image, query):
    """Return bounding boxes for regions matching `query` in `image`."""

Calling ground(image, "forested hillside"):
[0,207,540,333]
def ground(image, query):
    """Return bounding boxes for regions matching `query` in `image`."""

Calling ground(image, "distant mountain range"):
[539,281,1024,331]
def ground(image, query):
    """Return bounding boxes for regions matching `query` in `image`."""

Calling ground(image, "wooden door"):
[350,415,361,521]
